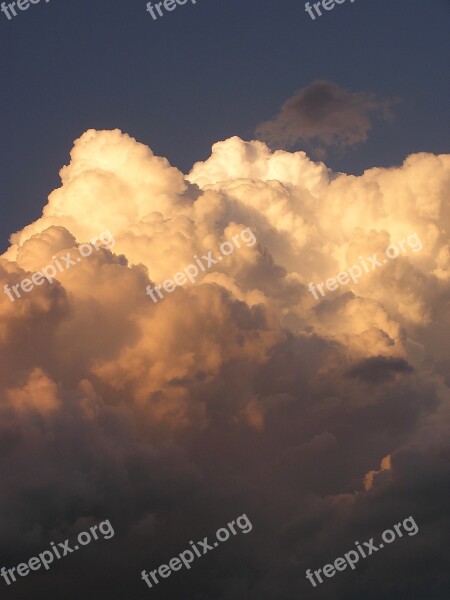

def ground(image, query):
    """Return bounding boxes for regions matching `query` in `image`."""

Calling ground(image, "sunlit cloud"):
[0,129,449,597]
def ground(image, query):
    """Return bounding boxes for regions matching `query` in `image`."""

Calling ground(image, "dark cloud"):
[347,356,414,384]
[255,80,398,156]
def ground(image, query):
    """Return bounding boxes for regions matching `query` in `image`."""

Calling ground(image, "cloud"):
[347,356,414,384]
[0,129,449,598]
[255,80,398,156]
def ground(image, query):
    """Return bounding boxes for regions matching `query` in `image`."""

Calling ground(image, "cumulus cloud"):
[255,80,398,157]
[0,129,449,599]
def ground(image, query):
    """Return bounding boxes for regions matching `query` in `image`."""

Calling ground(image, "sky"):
[0,1,449,599]
[0,0,449,250]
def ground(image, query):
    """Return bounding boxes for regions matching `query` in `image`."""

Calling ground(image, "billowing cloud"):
[0,129,449,599]
[255,80,398,156]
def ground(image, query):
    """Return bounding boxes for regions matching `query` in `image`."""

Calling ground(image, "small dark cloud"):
[347,356,414,384]
[255,80,398,157]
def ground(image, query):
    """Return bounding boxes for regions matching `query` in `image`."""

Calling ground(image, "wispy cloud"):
[256,80,398,157]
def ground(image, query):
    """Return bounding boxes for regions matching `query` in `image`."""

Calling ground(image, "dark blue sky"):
[0,0,448,251]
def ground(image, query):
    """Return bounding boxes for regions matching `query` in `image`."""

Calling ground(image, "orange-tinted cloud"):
[0,130,449,598]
